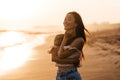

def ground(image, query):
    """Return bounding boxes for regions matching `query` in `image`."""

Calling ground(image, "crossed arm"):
[49,34,84,64]
[49,46,80,64]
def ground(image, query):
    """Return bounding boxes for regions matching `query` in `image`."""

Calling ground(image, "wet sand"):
[0,27,120,80]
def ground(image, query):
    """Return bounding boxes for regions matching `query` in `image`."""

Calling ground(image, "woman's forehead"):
[66,13,74,18]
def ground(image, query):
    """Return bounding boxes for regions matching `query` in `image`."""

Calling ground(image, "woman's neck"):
[65,28,76,39]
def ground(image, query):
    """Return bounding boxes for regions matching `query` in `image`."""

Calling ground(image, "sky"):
[0,0,120,26]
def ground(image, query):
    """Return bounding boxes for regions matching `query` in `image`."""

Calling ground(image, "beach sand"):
[0,27,120,80]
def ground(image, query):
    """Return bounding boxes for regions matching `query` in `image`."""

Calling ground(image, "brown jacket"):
[49,34,84,67]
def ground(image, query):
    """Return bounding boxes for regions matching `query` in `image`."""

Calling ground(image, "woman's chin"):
[64,28,71,31]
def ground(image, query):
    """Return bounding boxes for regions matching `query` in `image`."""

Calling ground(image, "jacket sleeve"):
[48,34,63,54]
[50,34,79,64]
[58,37,84,59]
[52,54,79,64]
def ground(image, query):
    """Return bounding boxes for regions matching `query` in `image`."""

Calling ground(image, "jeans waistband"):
[57,67,77,77]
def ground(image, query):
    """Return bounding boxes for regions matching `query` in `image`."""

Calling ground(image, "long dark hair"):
[68,11,89,59]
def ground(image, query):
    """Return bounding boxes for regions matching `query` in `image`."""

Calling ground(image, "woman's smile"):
[63,14,77,30]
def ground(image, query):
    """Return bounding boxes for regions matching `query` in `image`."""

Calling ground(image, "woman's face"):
[63,13,77,30]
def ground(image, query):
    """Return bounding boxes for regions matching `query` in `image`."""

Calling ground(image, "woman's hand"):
[58,29,75,56]
[64,29,76,39]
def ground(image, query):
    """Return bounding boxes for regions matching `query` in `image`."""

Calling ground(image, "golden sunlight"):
[0,31,26,46]
[0,45,32,75]
[0,1,34,20]
[0,31,47,76]
[0,31,32,75]
[0,0,50,25]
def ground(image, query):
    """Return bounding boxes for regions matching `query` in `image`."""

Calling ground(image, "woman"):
[49,11,88,80]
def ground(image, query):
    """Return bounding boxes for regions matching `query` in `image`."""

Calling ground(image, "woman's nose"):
[63,21,65,25]
[63,20,67,24]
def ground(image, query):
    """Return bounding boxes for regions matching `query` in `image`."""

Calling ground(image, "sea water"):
[0,29,49,76]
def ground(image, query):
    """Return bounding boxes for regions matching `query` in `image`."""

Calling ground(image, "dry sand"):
[0,27,120,80]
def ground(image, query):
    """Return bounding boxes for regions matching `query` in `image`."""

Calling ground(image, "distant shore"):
[0,26,120,80]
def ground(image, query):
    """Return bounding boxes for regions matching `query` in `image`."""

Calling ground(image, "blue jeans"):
[56,67,82,80]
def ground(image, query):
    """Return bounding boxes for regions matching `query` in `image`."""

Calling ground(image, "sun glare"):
[0,31,47,76]
[0,0,51,25]
[0,31,32,75]
[0,45,32,74]
[0,0,34,20]
[0,31,26,46]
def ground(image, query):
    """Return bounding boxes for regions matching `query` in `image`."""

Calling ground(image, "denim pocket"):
[66,71,81,80]
[66,76,77,80]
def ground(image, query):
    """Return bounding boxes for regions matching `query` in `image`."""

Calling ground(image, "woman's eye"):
[67,17,71,21]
